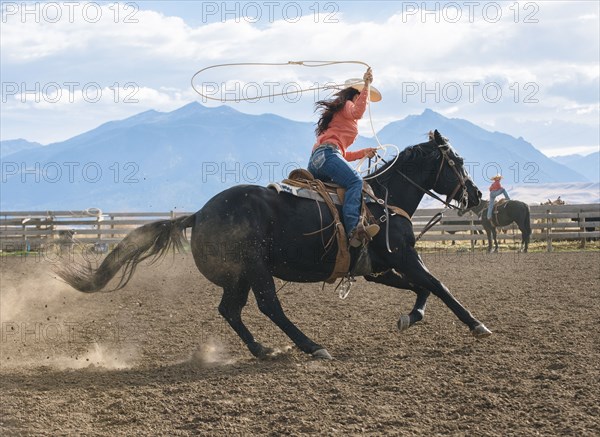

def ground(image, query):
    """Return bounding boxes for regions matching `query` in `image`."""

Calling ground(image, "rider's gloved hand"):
[364,148,377,158]
[363,67,373,85]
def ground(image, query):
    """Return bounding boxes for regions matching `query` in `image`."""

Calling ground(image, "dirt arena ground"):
[1,249,599,436]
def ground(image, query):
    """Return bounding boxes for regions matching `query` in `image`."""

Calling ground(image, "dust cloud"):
[52,342,138,370]
[1,259,139,370]
[189,338,236,367]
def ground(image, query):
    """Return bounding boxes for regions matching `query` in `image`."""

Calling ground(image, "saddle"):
[489,199,508,226]
[268,169,362,205]
[268,169,410,283]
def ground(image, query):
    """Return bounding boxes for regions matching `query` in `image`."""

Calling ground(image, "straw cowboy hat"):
[492,174,503,180]
[344,78,382,102]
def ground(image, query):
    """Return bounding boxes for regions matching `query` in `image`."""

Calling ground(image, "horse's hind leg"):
[517,223,530,253]
[485,229,493,253]
[492,228,499,252]
[218,282,273,359]
[251,266,329,359]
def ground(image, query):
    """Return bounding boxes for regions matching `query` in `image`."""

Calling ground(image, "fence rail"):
[1,203,598,252]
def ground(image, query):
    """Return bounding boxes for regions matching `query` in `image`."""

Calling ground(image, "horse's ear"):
[433,129,445,146]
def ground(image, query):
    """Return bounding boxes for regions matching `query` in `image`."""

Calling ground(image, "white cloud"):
[1,1,598,152]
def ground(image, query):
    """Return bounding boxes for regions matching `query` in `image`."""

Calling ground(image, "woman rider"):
[308,67,382,247]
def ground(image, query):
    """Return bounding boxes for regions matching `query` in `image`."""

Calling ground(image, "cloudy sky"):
[1,1,598,156]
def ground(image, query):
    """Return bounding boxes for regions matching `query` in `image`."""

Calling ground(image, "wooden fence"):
[1,204,598,253]
[428,203,600,250]
[0,210,190,253]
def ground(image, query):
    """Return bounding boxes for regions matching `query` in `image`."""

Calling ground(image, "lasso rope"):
[190,60,398,176]
[191,60,370,101]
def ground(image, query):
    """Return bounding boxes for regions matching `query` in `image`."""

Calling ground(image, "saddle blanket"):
[267,182,339,204]
[267,181,374,206]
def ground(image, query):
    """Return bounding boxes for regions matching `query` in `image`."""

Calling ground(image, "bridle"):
[369,142,474,251]
[433,144,469,210]
[374,142,470,212]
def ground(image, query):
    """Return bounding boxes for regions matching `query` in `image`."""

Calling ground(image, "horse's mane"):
[400,141,440,161]
[370,139,439,179]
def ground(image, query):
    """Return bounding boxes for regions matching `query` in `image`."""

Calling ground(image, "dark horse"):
[460,200,532,253]
[59,130,492,360]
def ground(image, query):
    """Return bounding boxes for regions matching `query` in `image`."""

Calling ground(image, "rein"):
[415,212,444,242]
[392,165,460,211]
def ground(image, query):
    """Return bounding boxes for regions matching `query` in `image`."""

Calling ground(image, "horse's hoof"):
[312,349,333,360]
[249,342,275,360]
[471,323,492,338]
[397,314,411,332]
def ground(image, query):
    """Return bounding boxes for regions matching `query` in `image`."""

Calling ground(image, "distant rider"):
[487,174,510,219]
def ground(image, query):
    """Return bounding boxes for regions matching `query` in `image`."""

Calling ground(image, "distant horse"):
[580,217,600,242]
[541,196,565,206]
[461,200,531,253]
[58,130,491,360]
[571,215,600,243]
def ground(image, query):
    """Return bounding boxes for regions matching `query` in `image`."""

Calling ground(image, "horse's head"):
[426,130,482,210]
[369,130,482,214]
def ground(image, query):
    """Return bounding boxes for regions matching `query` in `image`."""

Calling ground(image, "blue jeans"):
[487,188,510,218]
[308,144,363,233]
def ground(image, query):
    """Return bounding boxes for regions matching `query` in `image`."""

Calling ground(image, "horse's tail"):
[58,214,196,293]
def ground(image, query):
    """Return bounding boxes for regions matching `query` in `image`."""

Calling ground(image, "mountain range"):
[551,153,599,183]
[0,139,43,159]
[1,103,597,211]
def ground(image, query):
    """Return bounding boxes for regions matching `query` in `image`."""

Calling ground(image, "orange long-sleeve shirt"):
[313,86,369,162]
[489,180,503,191]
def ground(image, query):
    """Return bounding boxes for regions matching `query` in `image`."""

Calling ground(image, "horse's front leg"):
[492,227,499,253]
[365,270,430,332]
[518,238,525,253]
[394,249,492,338]
[486,230,493,253]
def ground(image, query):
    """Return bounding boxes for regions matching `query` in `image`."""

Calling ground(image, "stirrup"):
[349,224,380,248]
[336,275,355,299]
[348,227,365,247]
[365,224,380,238]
